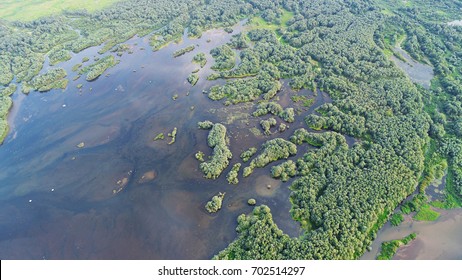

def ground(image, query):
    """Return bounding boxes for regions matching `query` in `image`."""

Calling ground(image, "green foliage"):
[279,123,288,132]
[173,45,195,58]
[200,123,232,179]
[377,233,417,260]
[194,151,205,162]
[227,163,241,185]
[0,84,17,97]
[260,117,277,135]
[27,68,68,92]
[192,53,207,68]
[72,63,82,72]
[244,138,297,177]
[48,48,72,65]
[240,147,257,162]
[271,160,297,182]
[80,55,117,81]
[167,127,177,145]
[153,133,164,141]
[253,102,295,123]
[0,0,120,21]
[197,120,214,130]
[247,198,257,206]
[414,204,440,221]
[210,45,235,71]
[205,192,225,213]
[401,194,427,214]
[390,213,404,226]
[253,102,283,117]
[187,73,199,86]
[214,205,293,260]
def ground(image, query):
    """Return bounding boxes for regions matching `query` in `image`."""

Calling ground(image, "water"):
[361,208,462,260]
[391,47,434,89]
[0,21,325,259]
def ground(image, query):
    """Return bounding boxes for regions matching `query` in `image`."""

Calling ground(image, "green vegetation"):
[192,53,207,68]
[197,120,214,130]
[227,163,241,185]
[240,147,257,163]
[0,93,12,144]
[0,0,120,21]
[48,48,72,65]
[210,45,235,71]
[214,205,292,259]
[205,192,225,213]
[194,151,205,162]
[253,102,295,123]
[24,68,68,93]
[80,55,117,81]
[187,73,199,86]
[0,84,16,97]
[153,133,164,141]
[260,118,277,135]
[414,204,440,221]
[112,44,132,56]
[243,138,296,178]
[291,95,314,108]
[271,160,297,182]
[72,63,82,72]
[247,199,256,206]
[390,213,404,226]
[377,233,417,260]
[173,45,195,58]
[167,127,177,145]
[200,123,232,179]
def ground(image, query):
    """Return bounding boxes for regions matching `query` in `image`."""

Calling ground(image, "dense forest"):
[0,0,461,259]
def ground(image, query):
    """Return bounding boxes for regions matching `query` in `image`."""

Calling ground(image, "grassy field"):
[0,0,121,21]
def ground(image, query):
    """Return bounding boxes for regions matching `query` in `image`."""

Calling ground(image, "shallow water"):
[391,47,434,89]
[361,208,462,260]
[0,21,324,259]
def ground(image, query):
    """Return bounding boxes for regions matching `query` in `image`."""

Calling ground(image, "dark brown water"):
[0,21,329,259]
